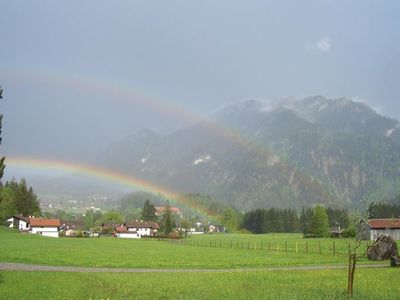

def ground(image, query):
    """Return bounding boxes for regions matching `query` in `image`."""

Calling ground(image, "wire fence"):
[168,238,372,256]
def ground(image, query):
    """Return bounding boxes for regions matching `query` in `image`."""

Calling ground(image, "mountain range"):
[99,96,400,210]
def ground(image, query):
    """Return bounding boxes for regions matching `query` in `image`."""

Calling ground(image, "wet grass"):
[1,268,399,299]
[0,227,388,268]
[0,227,378,269]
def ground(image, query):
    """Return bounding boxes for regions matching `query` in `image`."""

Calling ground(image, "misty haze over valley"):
[2,3,400,299]
[1,1,399,212]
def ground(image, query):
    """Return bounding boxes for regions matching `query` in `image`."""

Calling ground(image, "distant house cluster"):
[6,215,161,239]
[5,206,226,239]
[186,222,224,234]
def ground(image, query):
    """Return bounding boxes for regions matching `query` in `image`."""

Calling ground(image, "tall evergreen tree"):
[4,178,40,216]
[326,207,349,228]
[300,207,314,235]
[160,203,175,235]
[0,187,16,220]
[141,199,157,221]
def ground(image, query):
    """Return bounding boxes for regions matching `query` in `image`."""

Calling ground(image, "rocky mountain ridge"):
[100,96,400,210]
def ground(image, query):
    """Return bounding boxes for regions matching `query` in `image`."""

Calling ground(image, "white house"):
[209,225,217,233]
[188,228,204,235]
[6,215,30,231]
[29,218,61,238]
[115,221,159,238]
[367,219,400,241]
[115,226,140,239]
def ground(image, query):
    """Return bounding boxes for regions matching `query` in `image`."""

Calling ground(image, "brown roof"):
[101,223,120,228]
[12,215,30,222]
[61,220,85,230]
[367,219,400,229]
[29,218,61,227]
[125,221,159,229]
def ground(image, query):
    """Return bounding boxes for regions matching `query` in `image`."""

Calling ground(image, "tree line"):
[0,178,41,221]
[242,205,350,237]
[368,202,400,219]
[242,208,300,233]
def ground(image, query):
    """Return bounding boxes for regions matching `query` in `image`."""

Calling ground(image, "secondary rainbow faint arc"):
[6,156,219,218]
[2,68,201,125]
[3,68,256,147]
[3,68,332,201]
[3,68,278,158]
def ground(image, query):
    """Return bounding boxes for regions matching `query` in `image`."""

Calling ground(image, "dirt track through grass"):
[0,262,388,273]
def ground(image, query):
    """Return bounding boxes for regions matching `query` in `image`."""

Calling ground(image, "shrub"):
[342,227,356,238]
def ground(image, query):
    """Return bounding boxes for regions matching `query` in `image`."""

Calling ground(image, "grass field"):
[1,269,400,299]
[0,227,379,269]
[1,227,398,299]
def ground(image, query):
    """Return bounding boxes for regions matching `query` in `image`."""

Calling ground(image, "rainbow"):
[2,68,332,205]
[5,156,220,218]
[2,67,273,155]
[2,67,280,163]
[6,156,179,198]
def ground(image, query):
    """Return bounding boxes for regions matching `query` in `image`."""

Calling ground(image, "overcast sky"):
[1,0,399,166]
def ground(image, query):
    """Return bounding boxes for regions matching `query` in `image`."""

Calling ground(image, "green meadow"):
[184,233,371,255]
[1,227,398,299]
[0,227,377,268]
[1,269,400,299]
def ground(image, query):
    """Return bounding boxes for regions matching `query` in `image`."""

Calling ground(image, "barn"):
[367,219,400,241]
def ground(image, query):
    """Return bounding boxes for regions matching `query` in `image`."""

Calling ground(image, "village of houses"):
[6,206,223,239]
[6,211,400,242]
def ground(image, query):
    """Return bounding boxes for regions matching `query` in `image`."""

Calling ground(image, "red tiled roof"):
[29,218,61,227]
[116,226,129,233]
[367,219,400,229]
